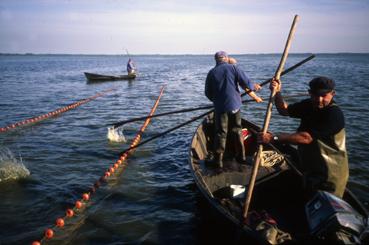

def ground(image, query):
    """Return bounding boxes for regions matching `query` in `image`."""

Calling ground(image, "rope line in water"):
[32,86,165,245]
[0,88,114,133]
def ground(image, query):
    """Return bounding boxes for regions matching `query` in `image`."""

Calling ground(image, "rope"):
[0,89,114,134]
[31,86,165,245]
[260,150,285,167]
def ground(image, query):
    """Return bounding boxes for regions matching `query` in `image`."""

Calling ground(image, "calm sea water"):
[0,54,368,244]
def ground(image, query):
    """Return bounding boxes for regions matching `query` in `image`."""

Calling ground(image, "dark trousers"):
[214,110,245,161]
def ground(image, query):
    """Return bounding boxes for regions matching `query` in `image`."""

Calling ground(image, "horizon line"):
[1,52,369,56]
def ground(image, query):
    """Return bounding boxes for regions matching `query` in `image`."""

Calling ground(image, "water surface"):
[0,54,368,244]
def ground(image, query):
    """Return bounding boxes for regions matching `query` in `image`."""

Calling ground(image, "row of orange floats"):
[32,86,165,245]
[0,88,114,133]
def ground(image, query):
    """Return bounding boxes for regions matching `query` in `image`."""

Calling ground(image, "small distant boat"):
[84,72,136,82]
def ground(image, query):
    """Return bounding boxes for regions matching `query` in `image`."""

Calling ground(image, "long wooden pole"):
[242,15,300,221]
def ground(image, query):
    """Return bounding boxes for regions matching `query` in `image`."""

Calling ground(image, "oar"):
[114,91,308,157]
[110,99,252,128]
[125,48,131,59]
[110,54,314,128]
[110,93,308,128]
[118,110,211,156]
[111,105,213,128]
[242,15,300,221]
[254,54,314,88]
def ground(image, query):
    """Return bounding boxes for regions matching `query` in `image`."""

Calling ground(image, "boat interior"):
[190,115,368,243]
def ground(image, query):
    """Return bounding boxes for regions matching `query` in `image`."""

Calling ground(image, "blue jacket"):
[127,59,135,73]
[205,62,254,113]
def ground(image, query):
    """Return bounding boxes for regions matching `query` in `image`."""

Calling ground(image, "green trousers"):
[214,110,245,161]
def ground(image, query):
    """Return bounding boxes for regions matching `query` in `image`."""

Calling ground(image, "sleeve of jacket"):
[234,65,255,90]
[205,72,213,101]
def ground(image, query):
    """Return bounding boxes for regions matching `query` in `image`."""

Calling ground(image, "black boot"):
[205,152,214,165]
[236,156,249,165]
[214,153,223,168]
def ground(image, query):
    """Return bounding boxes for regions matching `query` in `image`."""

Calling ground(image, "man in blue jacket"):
[127,58,136,75]
[205,51,261,168]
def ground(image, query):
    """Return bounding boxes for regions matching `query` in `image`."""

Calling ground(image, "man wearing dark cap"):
[205,51,261,168]
[258,76,349,198]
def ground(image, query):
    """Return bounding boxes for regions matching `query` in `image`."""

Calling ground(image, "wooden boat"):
[189,114,369,244]
[84,72,136,82]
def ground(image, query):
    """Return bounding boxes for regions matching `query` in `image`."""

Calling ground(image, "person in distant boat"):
[205,51,262,168]
[127,58,136,75]
[228,57,263,103]
[257,76,349,198]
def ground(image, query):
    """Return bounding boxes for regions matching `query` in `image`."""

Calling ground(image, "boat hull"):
[84,72,136,82]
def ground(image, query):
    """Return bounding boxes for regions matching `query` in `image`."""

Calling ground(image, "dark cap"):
[214,51,228,60]
[309,76,335,95]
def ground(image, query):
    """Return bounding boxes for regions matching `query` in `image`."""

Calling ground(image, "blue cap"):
[214,51,228,60]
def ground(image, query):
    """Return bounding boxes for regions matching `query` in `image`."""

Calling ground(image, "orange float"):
[82,193,90,201]
[32,87,164,243]
[45,228,54,239]
[1,89,114,134]
[66,209,74,217]
[56,218,65,227]
[75,200,83,209]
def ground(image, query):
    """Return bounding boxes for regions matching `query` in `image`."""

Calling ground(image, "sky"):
[0,0,368,54]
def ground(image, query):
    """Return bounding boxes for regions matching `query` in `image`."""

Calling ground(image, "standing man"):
[258,76,349,198]
[205,51,261,168]
[127,58,136,75]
